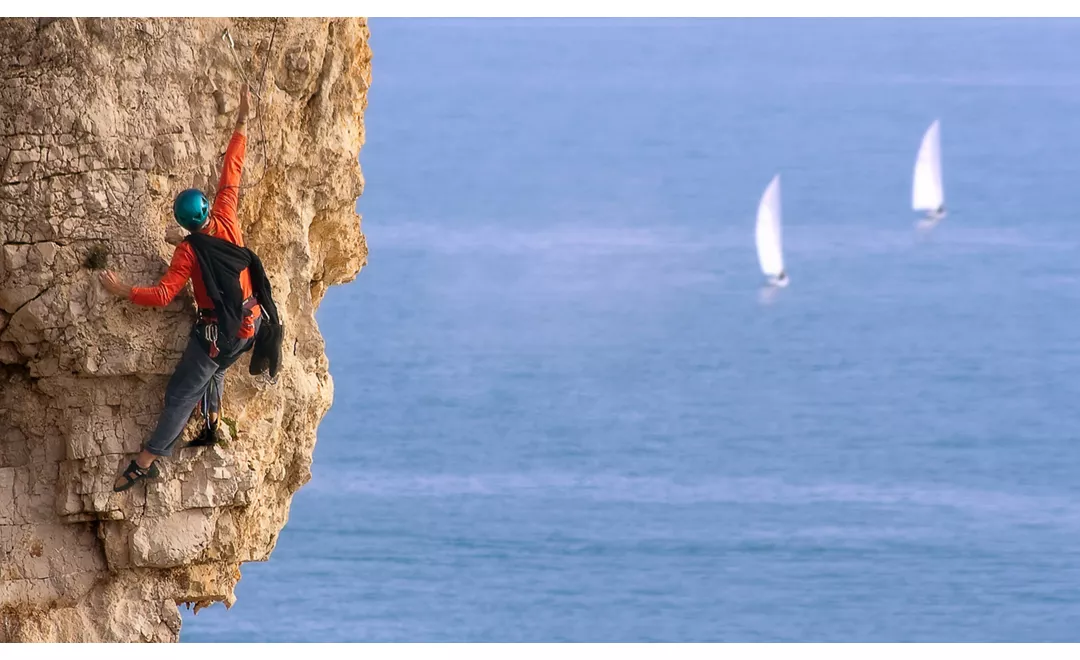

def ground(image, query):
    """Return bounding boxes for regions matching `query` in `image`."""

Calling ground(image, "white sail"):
[755,174,784,279]
[912,120,943,212]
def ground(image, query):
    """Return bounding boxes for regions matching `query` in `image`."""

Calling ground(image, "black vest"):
[184,232,283,377]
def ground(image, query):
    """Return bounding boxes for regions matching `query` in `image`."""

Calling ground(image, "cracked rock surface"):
[0,18,370,642]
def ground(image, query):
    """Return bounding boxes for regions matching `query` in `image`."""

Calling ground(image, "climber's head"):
[173,189,209,231]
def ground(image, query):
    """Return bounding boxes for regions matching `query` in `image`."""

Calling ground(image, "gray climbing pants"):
[144,317,260,457]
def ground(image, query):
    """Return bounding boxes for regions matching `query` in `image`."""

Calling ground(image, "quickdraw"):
[221,29,257,98]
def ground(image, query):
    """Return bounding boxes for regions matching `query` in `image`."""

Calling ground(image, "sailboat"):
[912,119,945,227]
[755,174,788,287]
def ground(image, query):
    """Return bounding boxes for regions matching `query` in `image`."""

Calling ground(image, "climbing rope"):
[220,19,279,191]
[220,21,283,389]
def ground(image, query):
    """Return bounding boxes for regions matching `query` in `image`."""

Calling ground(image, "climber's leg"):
[113,333,218,490]
[107,329,218,492]
[133,334,220,461]
[205,367,225,424]
[185,368,226,448]
[183,316,259,450]
[196,368,224,428]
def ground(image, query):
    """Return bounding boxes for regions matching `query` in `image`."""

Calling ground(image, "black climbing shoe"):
[185,423,221,449]
[113,459,160,492]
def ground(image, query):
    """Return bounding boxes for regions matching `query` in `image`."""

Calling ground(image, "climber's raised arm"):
[234,82,249,138]
[209,84,250,231]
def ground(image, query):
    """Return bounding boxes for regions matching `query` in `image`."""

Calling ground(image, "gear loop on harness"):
[203,321,220,358]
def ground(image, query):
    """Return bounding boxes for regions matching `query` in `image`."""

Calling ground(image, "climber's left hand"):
[237,83,251,122]
[99,270,133,298]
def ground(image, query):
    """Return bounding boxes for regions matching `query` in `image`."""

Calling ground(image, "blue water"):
[182,19,1080,642]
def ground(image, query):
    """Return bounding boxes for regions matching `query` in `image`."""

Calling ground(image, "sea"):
[182,18,1080,642]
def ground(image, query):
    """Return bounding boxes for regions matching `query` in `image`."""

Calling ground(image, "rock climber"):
[100,83,280,492]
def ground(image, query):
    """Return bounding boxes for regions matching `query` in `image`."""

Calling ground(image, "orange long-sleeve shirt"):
[130,132,261,339]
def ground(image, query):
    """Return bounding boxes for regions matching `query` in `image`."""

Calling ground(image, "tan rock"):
[2,244,29,271]
[0,285,43,314]
[0,17,370,642]
[0,467,15,524]
[130,509,214,568]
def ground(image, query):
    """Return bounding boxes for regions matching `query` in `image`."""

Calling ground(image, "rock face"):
[0,18,370,641]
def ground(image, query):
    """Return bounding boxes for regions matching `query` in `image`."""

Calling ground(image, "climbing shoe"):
[113,459,160,492]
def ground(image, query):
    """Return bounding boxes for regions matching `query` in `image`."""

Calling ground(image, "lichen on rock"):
[0,17,370,642]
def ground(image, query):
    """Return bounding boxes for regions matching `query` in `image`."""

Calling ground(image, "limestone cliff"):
[0,18,370,641]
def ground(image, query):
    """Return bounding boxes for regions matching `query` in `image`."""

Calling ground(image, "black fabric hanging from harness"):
[184,232,283,377]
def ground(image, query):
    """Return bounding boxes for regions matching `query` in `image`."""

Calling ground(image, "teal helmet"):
[173,189,209,231]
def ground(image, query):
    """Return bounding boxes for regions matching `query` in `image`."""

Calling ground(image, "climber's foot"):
[113,458,159,492]
[185,424,221,449]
